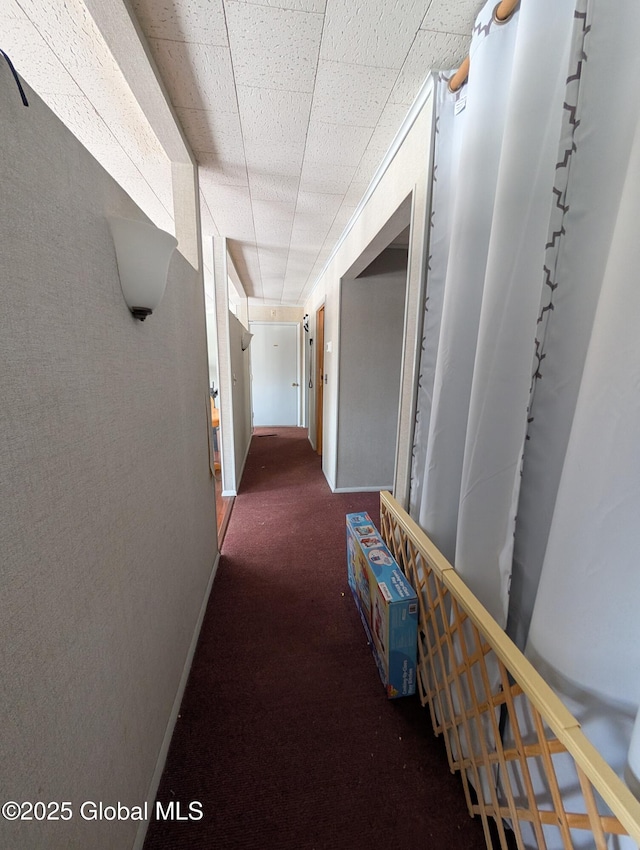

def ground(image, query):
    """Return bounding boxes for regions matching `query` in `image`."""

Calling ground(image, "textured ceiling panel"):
[174,107,244,158]
[232,0,327,11]
[130,0,228,45]
[320,0,429,68]
[237,86,312,146]
[390,29,470,105]
[1,0,484,305]
[422,0,480,35]
[146,39,237,112]
[304,121,374,169]
[1,15,84,97]
[298,162,357,196]
[226,2,324,92]
[200,183,256,242]
[310,60,398,128]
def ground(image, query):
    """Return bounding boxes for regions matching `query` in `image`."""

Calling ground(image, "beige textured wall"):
[228,312,253,482]
[248,304,304,323]
[337,248,408,490]
[0,71,217,849]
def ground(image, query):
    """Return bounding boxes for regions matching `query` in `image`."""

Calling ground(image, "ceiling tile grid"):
[1,0,483,306]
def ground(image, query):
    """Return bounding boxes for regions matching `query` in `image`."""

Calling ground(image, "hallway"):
[143,428,485,849]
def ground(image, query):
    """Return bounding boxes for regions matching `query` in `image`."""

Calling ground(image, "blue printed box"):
[346,512,418,699]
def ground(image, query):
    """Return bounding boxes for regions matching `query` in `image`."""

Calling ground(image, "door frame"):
[315,305,325,455]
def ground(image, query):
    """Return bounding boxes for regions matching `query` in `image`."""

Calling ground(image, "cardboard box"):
[346,512,418,699]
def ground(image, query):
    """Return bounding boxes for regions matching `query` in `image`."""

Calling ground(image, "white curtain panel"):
[416,0,519,573]
[409,74,466,518]
[410,0,640,801]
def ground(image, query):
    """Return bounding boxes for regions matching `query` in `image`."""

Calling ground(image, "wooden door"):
[315,305,325,455]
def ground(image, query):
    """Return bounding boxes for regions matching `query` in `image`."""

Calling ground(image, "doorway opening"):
[315,305,325,456]
[335,195,412,492]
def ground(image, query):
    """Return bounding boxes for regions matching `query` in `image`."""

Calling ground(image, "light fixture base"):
[131,307,153,321]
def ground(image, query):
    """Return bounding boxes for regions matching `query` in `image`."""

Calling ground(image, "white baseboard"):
[132,551,220,850]
[332,485,390,493]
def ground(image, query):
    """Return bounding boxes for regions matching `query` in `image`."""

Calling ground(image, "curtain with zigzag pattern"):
[410,0,640,840]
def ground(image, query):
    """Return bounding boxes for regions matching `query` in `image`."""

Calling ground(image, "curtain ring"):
[493,1,518,25]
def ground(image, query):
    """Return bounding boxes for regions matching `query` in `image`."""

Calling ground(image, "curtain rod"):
[448,0,520,92]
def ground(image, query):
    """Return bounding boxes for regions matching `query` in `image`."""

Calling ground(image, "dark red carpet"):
[143,427,485,849]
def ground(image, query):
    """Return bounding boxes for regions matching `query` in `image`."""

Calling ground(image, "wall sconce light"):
[241,330,253,351]
[108,216,178,321]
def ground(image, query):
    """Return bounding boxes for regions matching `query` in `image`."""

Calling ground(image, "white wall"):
[336,247,408,490]
[0,75,217,850]
[229,312,253,483]
[304,80,434,499]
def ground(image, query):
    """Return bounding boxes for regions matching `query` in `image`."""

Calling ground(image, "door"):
[315,305,325,455]
[250,322,300,426]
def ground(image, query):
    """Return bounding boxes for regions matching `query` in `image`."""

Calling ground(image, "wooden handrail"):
[448,0,520,93]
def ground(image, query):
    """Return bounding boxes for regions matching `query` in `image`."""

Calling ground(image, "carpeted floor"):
[143,427,486,849]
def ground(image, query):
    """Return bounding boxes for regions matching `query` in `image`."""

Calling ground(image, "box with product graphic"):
[346,512,418,699]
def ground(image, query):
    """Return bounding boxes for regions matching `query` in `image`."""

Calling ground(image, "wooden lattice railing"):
[379,490,640,850]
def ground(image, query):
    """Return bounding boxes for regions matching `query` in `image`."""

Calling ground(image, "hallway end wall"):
[0,77,217,850]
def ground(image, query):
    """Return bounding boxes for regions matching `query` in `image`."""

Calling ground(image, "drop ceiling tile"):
[248,173,299,203]
[353,145,387,185]
[243,140,306,178]
[255,226,292,251]
[225,1,324,92]
[253,200,296,245]
[311,60,398,128]
[376,100,412,132]
[253,198,297,223]
[146,39,237,112]
[421,0,482,36]
[196,155,248,187]
[293,213,337,236]
[232,0,326,11]
[390,28,469,105]
[0,16,84,97]
[200,183,256,241]
[320,0,428,69]
[304,121,373,168]
[258,253,289,279]
[175,107,243,156]
[296,191,343,218]
[130,0,228,46]
[3,0,23,17]
[237,86,312,146]
[298,162,356,195]
[342,179,370,208]
[17,0,114,74]
[366,120,404,161]
[289,227,327,250]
